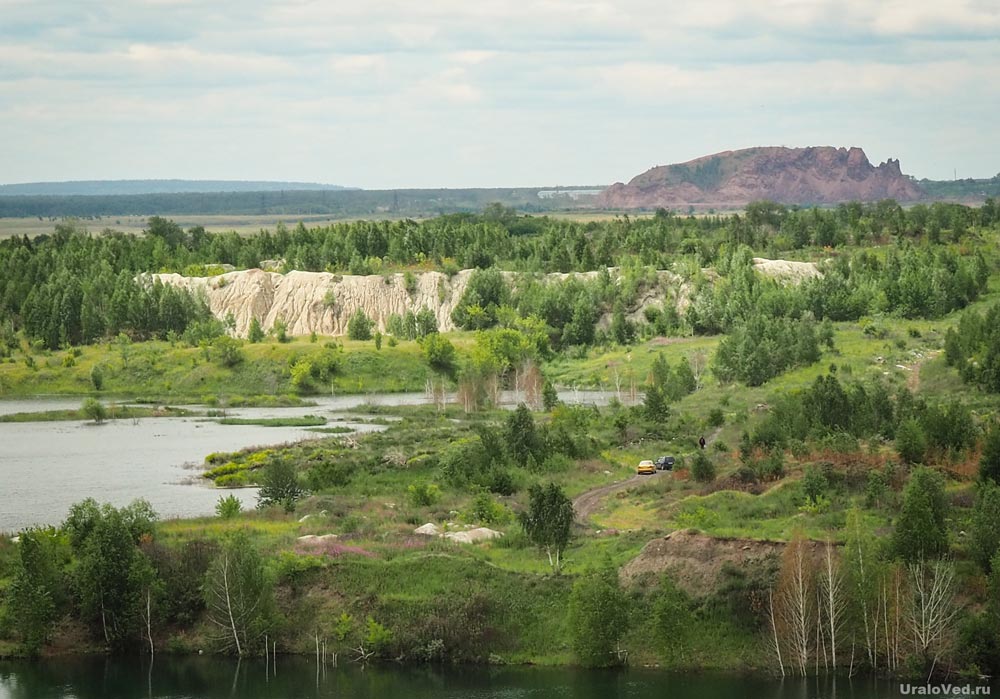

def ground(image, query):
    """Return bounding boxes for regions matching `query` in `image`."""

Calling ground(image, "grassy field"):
[1,270,998,670]
[0,334,457,399]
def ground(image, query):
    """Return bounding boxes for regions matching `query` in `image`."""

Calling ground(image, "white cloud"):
[0,0,997,185]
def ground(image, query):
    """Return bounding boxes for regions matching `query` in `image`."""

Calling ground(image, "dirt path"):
[573,426,724,524]
[906,350,939,393]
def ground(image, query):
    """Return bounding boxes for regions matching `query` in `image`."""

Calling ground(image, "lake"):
[0,390,629,533]
[0,656,942,699]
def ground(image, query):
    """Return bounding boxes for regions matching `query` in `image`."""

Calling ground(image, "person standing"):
[699,435,706,450]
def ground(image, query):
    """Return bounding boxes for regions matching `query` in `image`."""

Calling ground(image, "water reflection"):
[0,655,945,699]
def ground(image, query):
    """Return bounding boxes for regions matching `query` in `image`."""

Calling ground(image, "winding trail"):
[572,425,724,524]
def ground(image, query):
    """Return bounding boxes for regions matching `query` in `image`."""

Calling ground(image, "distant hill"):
[597,146,927,209]
[0,187,604,219]
[0,180,355,197]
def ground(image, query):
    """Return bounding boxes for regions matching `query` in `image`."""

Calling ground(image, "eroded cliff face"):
[597,146,925,209]
[152,269,475,337]
[151,259,817,339]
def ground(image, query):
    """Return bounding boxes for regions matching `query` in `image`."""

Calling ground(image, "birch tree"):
[843,508,882,669]
[907,559,960,676]
[775,533,815,675]
[204,532,273,655]
[819,540,846,669]
[520,483,573,573]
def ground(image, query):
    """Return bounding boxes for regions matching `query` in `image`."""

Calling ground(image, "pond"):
[0,390,628,533]
[0,655,944,699]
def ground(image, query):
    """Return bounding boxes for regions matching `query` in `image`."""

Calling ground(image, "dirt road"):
[572,426,724,524]
[572,473,652,522]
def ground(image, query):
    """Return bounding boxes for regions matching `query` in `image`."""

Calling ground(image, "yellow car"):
[637,460,656,475]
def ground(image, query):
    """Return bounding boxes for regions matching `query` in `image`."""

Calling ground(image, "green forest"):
[2,198,1000,679]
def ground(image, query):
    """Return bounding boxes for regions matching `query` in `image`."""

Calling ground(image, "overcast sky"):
[2,0,998,188]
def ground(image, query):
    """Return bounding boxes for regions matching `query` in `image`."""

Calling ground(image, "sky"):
[1,0,998,188]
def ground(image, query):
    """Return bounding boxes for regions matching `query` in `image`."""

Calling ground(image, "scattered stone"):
[444,528,504,544]
[414,523,441,536]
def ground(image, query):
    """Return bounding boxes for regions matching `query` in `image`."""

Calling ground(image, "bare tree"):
[844,509,880,670]
[819,541,845,669]
[690,350,708,389]
[775,534,814,675]
[907,559,959,678]
[768,588,785,677]
[520,360,543,410]
[205,534,272,656]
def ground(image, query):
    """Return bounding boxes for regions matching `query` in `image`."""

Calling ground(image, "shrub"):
[256,460,305,512]
[81,397,106,424]
[980,427,1000,483]
[215,494,242,519]
[364,617,392,656]
[802,465,828,504]
[407,482,441,508]
[970,481,1000,572]
[247,317,265,343]
[467,492,511,525]
[272,319,290,343]
[690,452,716,483]
[896,418,927,465]
[893,466,949,562]
[422,333,456,374]
[567,567,628,667]
[90,365,104,391]
[347,310,373,341]
[212,335,244,367]
[708,408,725,427]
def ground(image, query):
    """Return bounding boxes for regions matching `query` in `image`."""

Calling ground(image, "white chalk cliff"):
[151,260,817,339]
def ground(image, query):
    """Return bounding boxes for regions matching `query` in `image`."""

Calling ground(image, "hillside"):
[597,146,926,209]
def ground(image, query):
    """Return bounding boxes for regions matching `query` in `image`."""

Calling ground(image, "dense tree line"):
[0,221,211,350]
[1,201,993,362]
[944,301,1000,393]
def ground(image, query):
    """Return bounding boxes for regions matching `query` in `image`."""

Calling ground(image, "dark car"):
[654,456,675,471]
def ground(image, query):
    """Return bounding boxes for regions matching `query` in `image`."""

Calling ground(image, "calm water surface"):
[0,390,624,533]
[0,656,942,699]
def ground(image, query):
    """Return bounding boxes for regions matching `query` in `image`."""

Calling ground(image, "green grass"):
[0,404,196,422]
[306,425,355,434]
[218,415,326,427]
[0,335,444,398]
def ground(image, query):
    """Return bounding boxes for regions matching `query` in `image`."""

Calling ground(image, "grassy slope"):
[1,278,998,668]
[0,335,467,399]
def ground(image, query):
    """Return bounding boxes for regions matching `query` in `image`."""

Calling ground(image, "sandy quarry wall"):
[151,259,816,339]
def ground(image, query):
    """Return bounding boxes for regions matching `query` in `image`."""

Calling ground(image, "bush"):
[81,397,106,424]
[466,492,511,525]
[422,333,456,374]
[272,318,290,343]
[248,317,265,343]
[567,568,628,667]
[90,365,104,391]
[347,310,373,341]
[893,466,949,562]
[215,494,242,519]
[970,481,1000,572]
[212,335,244,367]
[690,452,716,483]
[708,408,725,427]
[981,427,1000,483]
[256,460,305,512]
[802,465,828,504]
[896,418,927,465]
[406,482,441,508]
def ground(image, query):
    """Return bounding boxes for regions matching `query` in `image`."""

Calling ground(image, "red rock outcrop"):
[597,146,925,209]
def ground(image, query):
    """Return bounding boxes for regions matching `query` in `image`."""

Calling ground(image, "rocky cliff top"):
[151,259,817,340]
[597,146,925,209]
